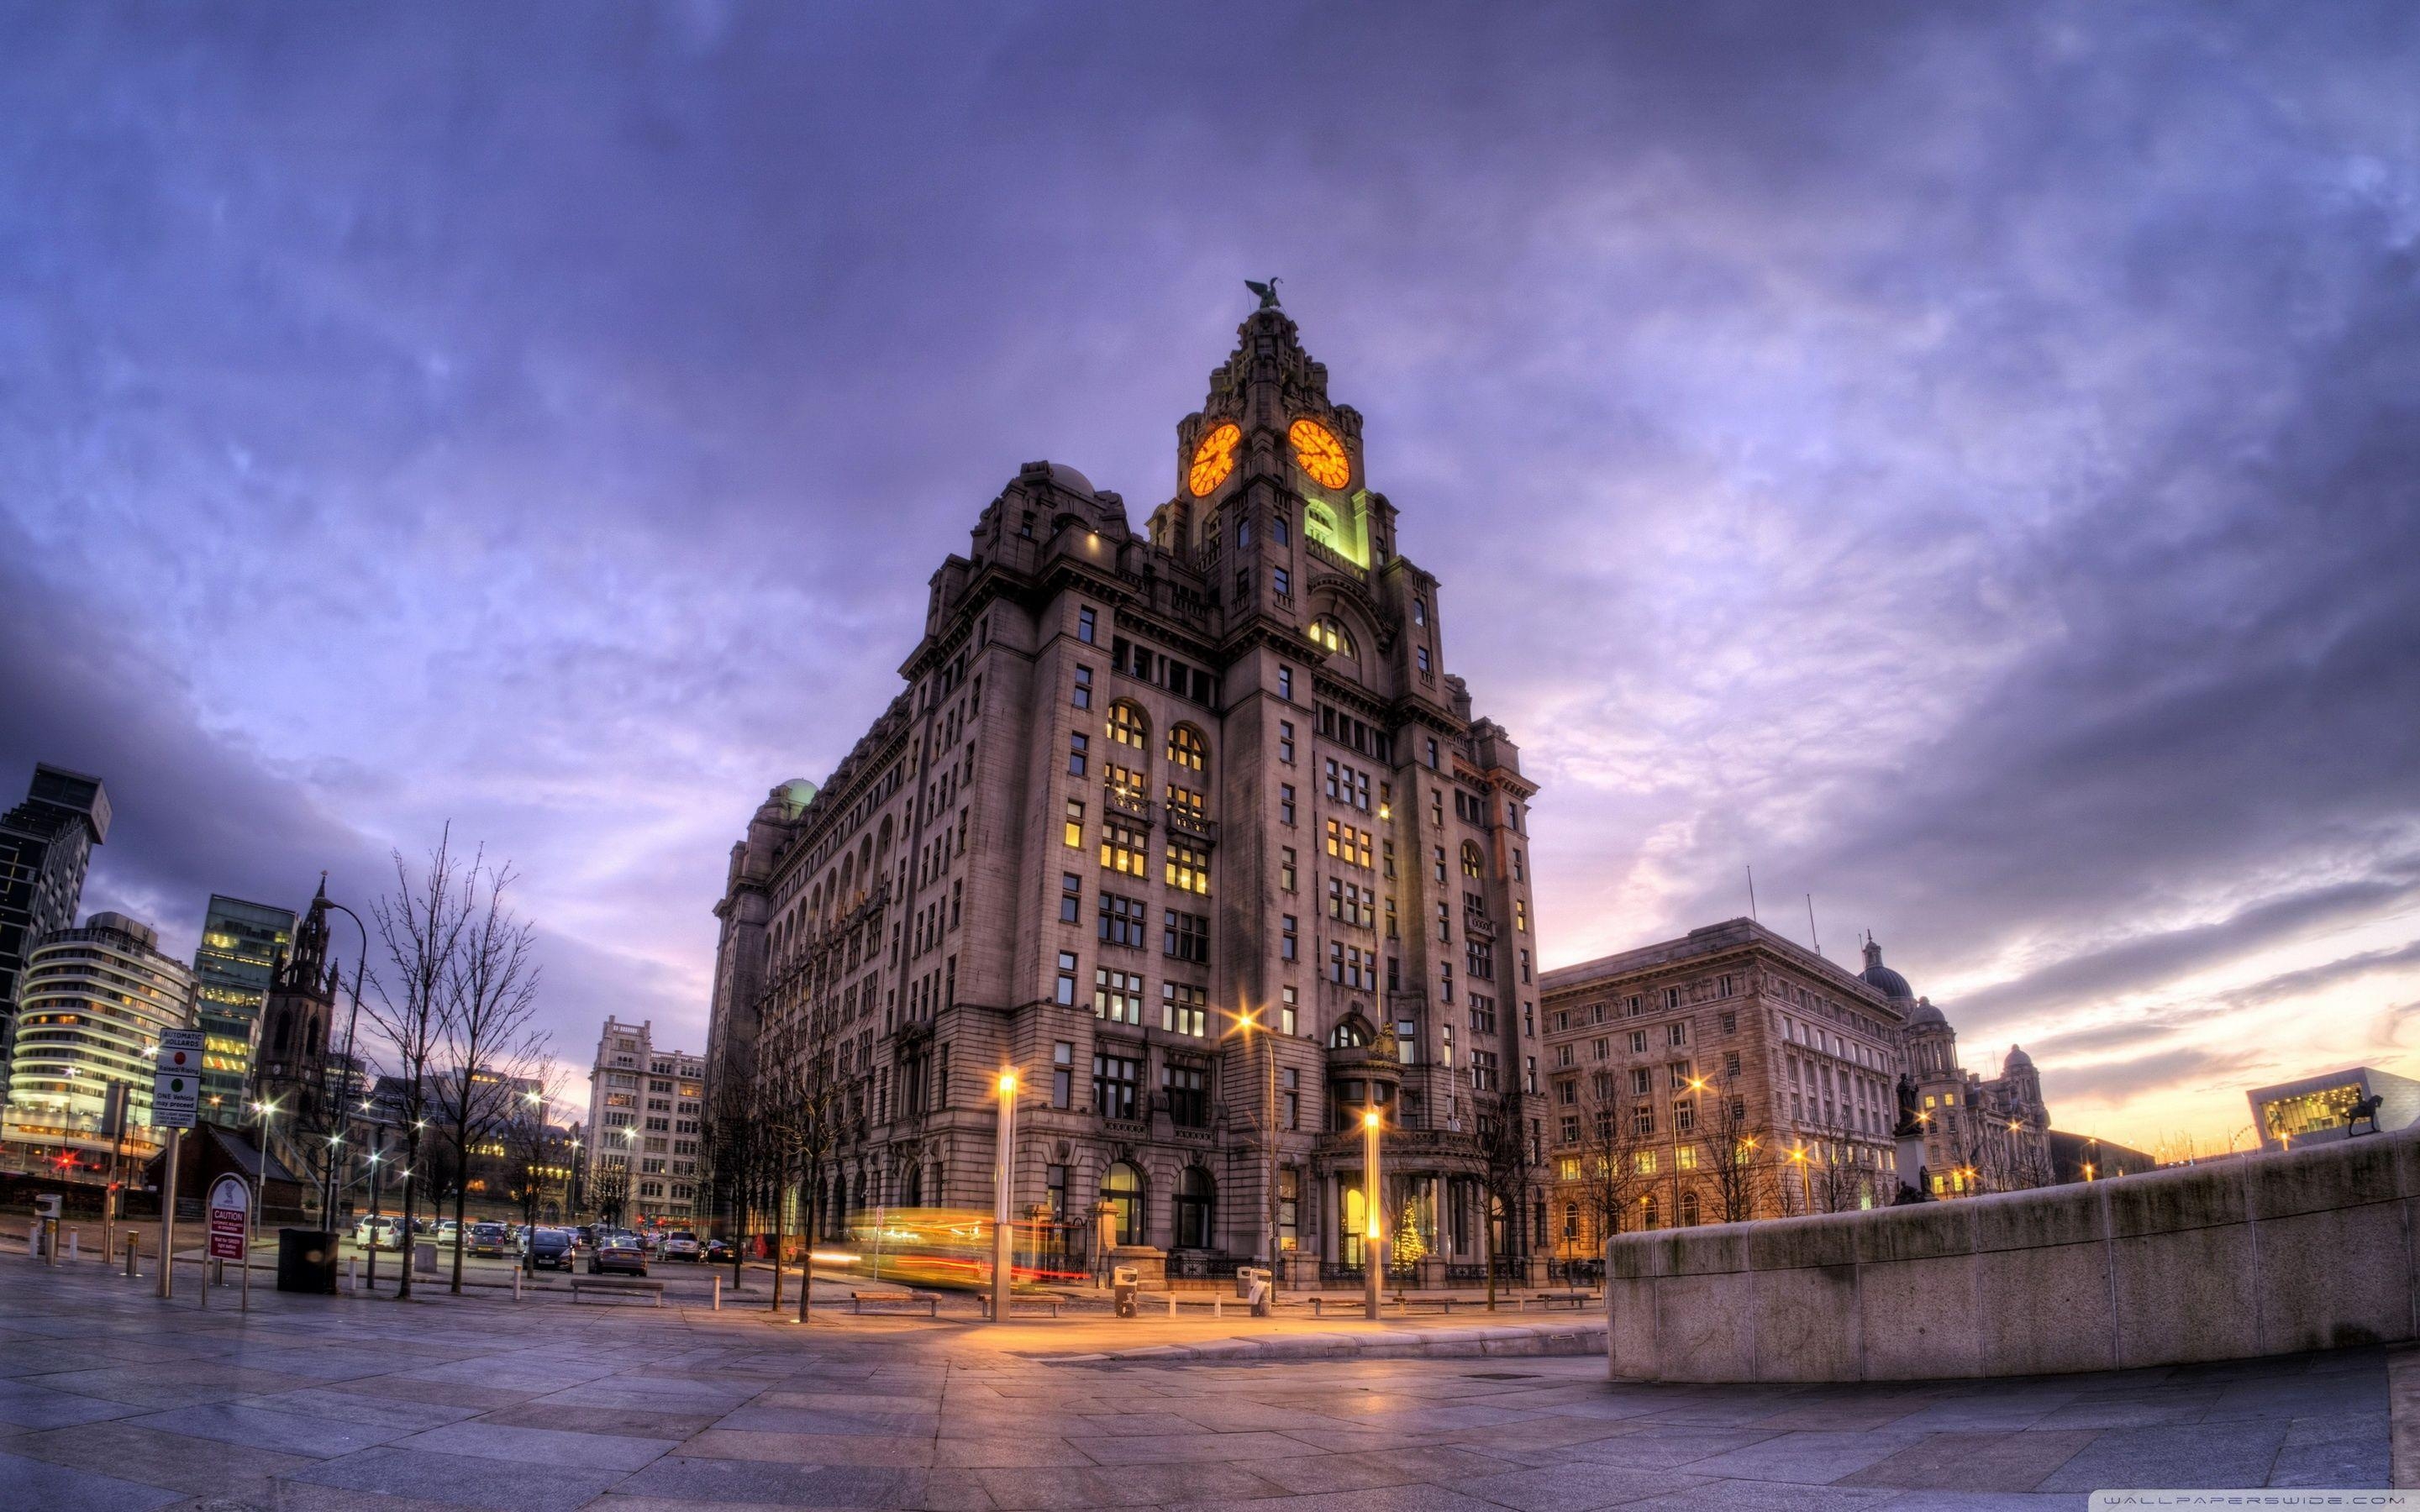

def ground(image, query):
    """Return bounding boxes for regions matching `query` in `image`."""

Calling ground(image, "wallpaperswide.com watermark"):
[2092,1495,2412,1508]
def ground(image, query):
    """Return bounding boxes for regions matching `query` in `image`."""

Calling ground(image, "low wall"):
[1606,1124,2420,1382]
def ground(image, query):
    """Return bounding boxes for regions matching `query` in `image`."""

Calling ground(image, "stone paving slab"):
[0,1251,2400,1509]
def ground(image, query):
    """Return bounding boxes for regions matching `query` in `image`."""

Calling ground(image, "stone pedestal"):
[1280,1252,1316,1291]
[1523,1253,1550,1289]
[1413,1255,1447,1291]
[1108,1244,1165,1286]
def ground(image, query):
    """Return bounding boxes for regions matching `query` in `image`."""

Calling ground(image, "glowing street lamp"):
[1362,1108,1384,1321]
[1227,1004,1279,1266]
[1787,1143,1812,1214]
[991,1068,1019,1326]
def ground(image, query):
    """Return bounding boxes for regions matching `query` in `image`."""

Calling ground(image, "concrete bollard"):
[513,1266,523,1302]
[26,1221,36,1256]
[124,1235,139,1278]
[1165,1292,1176,1318]
[713,1275,722,1311]
[349,1257,359,1294]
[68,1231,78,1263]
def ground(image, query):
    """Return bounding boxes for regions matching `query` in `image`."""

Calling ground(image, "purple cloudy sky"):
[5,3,2417,1150]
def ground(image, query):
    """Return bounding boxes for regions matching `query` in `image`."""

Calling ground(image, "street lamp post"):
[1361,1109,1383,1321]
[991,1069,1018,1326]
[1230,1006,1279,1268]
[317,892,370,1228]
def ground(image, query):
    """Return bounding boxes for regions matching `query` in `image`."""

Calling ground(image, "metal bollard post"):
[713,1274,722,1311]
[513,1266,523,1302]
[124,1235,139,1277]
[67,1230,79,1263]
[350,1257,359,1294]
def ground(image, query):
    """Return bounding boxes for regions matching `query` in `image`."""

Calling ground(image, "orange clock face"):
[1289,418,1351,489]
[1187,422,1241,497]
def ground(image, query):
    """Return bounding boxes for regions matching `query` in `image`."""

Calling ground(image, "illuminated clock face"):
[1289,418,1351,489]
[1187,422,1240,497]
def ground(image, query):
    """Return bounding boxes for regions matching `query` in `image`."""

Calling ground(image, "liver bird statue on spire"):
[1246,277,1282,310]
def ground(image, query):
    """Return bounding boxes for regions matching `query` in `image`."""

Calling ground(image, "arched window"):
[1562,1201,1578,1241]
[1102,1161,1144,1247]
[1107,701,1148,750]
[1641,1194,1659,1230]
[1461,841,1485,879]
[1306,501,1340,551]
[1174,1167,1215,1250]
[1328,1018,1370,1049]
[1167,725,1207,773]
[1304,617,1354,655]
[1680,1189,1702,1226]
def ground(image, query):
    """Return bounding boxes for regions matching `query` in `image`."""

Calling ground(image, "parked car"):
[524,1228,575,1273]
[589,1236,648,1277]
[702,1238,733,1264]
[354,1215,403,1251]
[661,1231,702,1262]
[468,1222,508,1257]
[436,1219,461,1248]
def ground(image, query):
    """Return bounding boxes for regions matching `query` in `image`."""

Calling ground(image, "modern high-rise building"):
[582,1017,704,1226]
[192,894,296,1125]
[2,911,196,1168]
[0,764,110,1083]
[704,297,1544,1278]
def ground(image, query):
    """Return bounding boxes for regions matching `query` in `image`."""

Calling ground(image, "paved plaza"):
[0,1252,2400,1511]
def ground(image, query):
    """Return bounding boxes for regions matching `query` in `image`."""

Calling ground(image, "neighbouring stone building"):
[1538,921,2057,1257]
[583,1016,705,1226]
[704,299,1545,1282]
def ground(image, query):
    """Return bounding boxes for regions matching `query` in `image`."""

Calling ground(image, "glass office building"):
[2,911,196,1165]
[192,895,294,1125]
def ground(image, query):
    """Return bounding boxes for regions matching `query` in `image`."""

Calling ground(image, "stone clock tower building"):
[704,299,1546,1280]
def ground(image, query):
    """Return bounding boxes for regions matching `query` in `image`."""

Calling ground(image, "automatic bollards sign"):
[152,1029,203,1128]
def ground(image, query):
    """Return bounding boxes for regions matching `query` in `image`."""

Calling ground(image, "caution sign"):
[152,1029,203,1129]
[207,1173,250,1262]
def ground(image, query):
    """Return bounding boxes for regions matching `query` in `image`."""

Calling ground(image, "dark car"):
[589,1236,648,1277]
[575,1226,596,1248]
[703,1238,733,1264]
[524,1228,575,1273]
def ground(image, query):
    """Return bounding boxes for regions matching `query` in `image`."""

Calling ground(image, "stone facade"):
[1539,921,2060,1254]
[583,1016,705,1225]
[704,304,1544,1278]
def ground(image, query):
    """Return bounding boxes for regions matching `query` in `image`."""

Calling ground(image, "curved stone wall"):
[1605,1125,2420,1382]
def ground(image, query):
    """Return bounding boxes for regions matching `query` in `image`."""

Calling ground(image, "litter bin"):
[1112,1264,1139,1319]
[1237,1266,1273,1317]
[276,1229,339,1294]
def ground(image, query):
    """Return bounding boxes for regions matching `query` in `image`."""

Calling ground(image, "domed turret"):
[1861,937,1914,1001]
[1906,996,1948,1028]
[2004,1043,2033,1069]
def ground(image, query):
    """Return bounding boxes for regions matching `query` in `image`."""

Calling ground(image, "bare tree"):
[362,828,475,1302]
[1692,1077,1772,1225]
[1575,1084,1652,1252]
[697,1068,762,1291]
[753,1002,850,1320]
[589,1158,630,1227]
[505,1068,570,1228]
[431,858,548,1294]
[1472,1094,1538,1312]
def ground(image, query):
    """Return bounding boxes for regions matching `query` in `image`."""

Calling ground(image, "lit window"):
[1107,701,1148,749]
[1305,617,1354,655]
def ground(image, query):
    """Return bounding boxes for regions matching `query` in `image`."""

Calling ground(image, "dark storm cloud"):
[3,2,2416,1132]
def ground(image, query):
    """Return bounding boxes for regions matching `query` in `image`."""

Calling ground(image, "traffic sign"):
[207,1173,250,1262]
[152,1030,204,1128]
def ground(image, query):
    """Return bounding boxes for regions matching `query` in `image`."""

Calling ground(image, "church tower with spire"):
[254,875,339,1117]
[705,289,1545,1278]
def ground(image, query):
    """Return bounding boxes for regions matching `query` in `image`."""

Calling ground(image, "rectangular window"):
[1281,984,1298,1037]
[1060,872,1081,924]
[1669,1021,1689,1047]
[1072,665,1092,709]
[1098,891,1148,948]
[1092,1052,1139,1120]
[1279,846,1297,892]
[1077,606,1097,643]
[1051,1042,1073,1108]
[1278,720,1296,764]
[1323,818,1373,869]
[1277,666,1294,701]
[1064,798,1084,848]
[1279,784,1297,826]
[1272,566,1292,598]
[1416,645,1432,673]
[1164,1063,1209,1127]
[1101,818,1147,876]
[1165,839,1211,895]
[1161,981,1207,1037]
[1326,941,1376,990]
[1055,951,1079,1005]
[1469,1050,1500,1092]
[1093,968,1144,1025]
[1067,731,1089,776]
[1281,914,1298,962]
[1162,909,1210,963]
[1631,1067,1653,1096]
[1629,1029,1649,1054]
